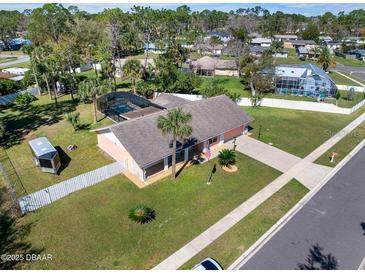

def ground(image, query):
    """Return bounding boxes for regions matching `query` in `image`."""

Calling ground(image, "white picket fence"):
[156,93,365,115]
[337,84,365,92]
[18,162,125,214]
[0,87,39,106]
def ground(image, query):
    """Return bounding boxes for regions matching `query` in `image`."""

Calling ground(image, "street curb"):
[228,139,365,270]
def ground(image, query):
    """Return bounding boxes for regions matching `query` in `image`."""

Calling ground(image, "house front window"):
[208,136,218,145]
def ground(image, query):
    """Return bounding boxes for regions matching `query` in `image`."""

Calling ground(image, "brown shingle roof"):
[151,93,191,109]
[109,95,253,168]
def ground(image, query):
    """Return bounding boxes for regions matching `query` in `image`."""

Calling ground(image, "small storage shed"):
[28,137,61,174]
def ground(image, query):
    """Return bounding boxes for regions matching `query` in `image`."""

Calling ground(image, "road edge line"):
[228,139,365,270]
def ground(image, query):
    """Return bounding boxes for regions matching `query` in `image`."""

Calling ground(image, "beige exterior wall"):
[214,69,239,77]
[224,125,244,142]
[97,132,144,181]
[283,41,294,48]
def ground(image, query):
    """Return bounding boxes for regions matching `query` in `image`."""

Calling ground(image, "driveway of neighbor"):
[225,136,332,190]
[238,145,365,270]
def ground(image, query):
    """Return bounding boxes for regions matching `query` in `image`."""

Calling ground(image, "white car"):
[192,258,223,270]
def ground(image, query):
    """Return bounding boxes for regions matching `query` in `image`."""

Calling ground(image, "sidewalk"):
[153,112,365,270]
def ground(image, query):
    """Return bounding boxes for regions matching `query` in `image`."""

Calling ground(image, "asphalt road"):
[240,146,365,270]
[335,64,365,82]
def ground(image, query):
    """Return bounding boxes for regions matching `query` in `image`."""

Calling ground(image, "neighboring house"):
[194,43,224,56]
[204,31,232,43]
[144,43,165,54]
[273,50,289,58]
[275,64,338,98]
[248,32,262,39]
[251,37,272,47]
[342,37,365,45]
[326,41,342,53]
[346,49,365,61]
[95,94,253,183]
[249,46,288,58]
[297,46,320,60]
[1,67,29,81]
[319,36,333,43]
[8,38,31,50]
[74,62,102,73]
[190,56,238,76]
[285,40,317,49]
[274,34,298,42]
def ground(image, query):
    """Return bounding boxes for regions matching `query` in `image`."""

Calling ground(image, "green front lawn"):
[334,56,365,67]
[0,95,114,194]
[181,179,309,269]
[315,122,365,167]
[20,152,281,269]
[0,57,17,64]
[243,104,365,158]
[329,71,362,86]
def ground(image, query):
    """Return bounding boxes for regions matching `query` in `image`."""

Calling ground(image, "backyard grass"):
[181,179,309,269]
[19,152,281,269]
[199,75,251,97]
[243,104,365,158]
[315,122,365,167]
[0,95,114,194]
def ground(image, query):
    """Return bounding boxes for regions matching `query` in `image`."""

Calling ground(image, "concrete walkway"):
[153,113,365,270]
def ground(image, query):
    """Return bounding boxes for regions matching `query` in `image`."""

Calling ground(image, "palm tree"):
[157,108,192,180]
[317,46,336,72]
[218,149,236,168]
[123,59,143,94]
[78,78,111,123]
[270,40,283,54]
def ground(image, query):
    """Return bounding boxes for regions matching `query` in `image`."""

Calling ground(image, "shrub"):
[64,112,80,131]
[15,93,37,106]
[0,79,23,96]
[0,119,5,139]
[136,81,154,98]
[128,205,156,224]
[218,149,236,167]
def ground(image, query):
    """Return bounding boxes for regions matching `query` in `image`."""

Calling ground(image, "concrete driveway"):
[226,136,332,189]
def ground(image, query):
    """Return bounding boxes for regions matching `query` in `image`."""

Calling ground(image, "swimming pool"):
[110,104,134,114]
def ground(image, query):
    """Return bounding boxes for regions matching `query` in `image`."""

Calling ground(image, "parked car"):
[192,258,223,270]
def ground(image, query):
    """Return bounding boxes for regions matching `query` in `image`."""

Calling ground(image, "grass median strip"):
[180,180,309,269]
[315,122,365,167]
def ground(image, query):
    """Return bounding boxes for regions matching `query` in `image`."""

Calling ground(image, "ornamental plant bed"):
[222,165,238,173]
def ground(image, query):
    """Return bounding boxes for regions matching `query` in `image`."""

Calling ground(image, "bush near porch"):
[20,152,281,269]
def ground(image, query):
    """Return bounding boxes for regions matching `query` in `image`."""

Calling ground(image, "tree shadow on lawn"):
[0,189,43,270]
[0,100,77,149]
[297,243,338,270]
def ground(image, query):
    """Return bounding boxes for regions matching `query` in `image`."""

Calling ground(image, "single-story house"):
[274,34,298,42]
[275,64,337,98]
[113,58,154,78]
[190,56,238,76]
[249,46,288,58]
[1,67,29,81]
[272,50,289,58]
[95,94,253,183]
[193,43,224,56]
[285,40,317,49]
[342,37,365,45]
[326,41,342,53]
[346,49,365,61]
[251,37,272,48]
[319,36,333,43]
[297,46,320,60]
[144,42,166,54]
[204,31,232,43]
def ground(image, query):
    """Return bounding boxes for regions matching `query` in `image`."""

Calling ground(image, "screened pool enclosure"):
[29,137,61,174]
[275,64,338,98]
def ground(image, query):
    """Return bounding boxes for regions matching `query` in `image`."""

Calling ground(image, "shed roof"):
[28,137,57,159]
[105,95,253,168]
